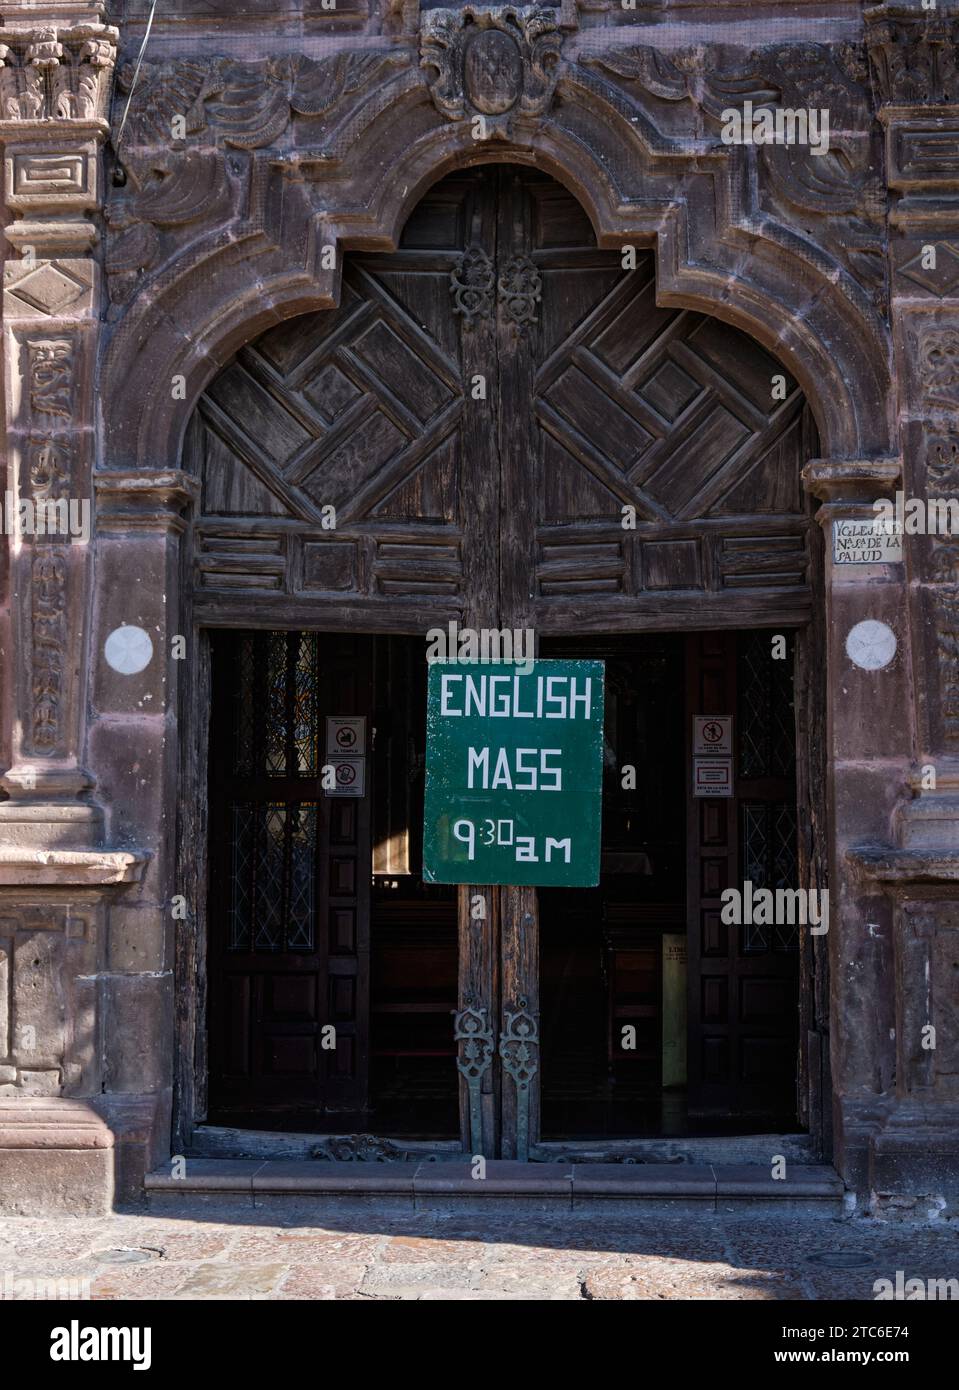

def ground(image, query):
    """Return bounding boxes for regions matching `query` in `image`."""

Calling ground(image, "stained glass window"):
[234,631,320,777]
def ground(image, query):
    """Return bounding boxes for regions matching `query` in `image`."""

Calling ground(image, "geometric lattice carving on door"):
[738,629,796,780]
[536,259,806,525]
[532,250,814,605]
[197,268,463,526]
[230,802,317,953]
[741,801,800,951]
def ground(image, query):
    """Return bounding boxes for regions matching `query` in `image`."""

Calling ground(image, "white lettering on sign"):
[466,746,563,791]
[451,818,573,864]
[439,673,593,720]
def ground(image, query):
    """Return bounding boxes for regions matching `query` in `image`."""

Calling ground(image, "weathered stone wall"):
[1,0,958,1214]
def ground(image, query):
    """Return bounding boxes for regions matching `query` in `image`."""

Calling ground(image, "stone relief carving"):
[582,43,689,103]
[578,40,885,307]
[420,5,563,137]
[101,34,899,321]
[702,43,886,308]
[896,242,959,299]
[31,548,68,751]
[105,149,232,306]
[27,435,72,755]
[866,4,959,106]
[928,435,959,495]
[0,25,117,124]
[923,428,959,750]
[105,50,414,305]
[114,50,411,152]
[22,347,75,754]
[929,534,959,748]
[27,338,75,419]
[919,327,959,413]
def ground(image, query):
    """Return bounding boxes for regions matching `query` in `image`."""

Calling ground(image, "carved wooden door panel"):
[207,631,372,1120]
[488,169,815,635]
[185,171,499,624]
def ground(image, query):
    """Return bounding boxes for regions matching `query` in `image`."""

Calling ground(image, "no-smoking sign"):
[692,715,732,757]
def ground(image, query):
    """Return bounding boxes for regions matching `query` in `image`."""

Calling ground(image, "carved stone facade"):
[1,0,959,1215]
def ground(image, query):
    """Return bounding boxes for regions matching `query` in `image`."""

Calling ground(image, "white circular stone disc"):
[104,624,154,675]
[845,619,897,671]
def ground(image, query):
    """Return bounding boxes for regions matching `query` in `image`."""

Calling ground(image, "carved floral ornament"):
[0,25,117,124]
[864,4,959,106]
[419,5,563,137]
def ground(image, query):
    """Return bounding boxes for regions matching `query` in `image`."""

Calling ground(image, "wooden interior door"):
[685,631,800,1122]
[207,631,372,1120]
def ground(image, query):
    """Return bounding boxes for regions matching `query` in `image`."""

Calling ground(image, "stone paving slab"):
[0,1202,956,1301]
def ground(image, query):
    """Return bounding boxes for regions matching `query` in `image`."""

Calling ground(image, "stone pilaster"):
[0,2,153,1215]
[802,456,909,1195]
[0,3,116,845]
[851,2,959,1209]
[88,471,199,1199]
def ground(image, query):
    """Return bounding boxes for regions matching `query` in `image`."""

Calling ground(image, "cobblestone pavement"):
[1,1204,957,1300]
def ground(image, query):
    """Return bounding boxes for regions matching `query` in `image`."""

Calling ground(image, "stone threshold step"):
[146,1160,844,1211]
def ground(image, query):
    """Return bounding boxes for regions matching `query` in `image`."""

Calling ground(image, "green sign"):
[423,659,605,887]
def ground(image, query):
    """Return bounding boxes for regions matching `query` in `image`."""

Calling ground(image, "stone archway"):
[89,15,908,1182]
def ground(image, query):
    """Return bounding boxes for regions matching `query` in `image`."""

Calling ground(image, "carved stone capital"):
[0,24,117,129]
[802,456,902,503]
[420,6,563,138]
[866,4,959,107]
[94,470,200,534]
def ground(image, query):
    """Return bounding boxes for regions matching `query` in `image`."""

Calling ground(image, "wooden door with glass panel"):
[207,631,372,1121]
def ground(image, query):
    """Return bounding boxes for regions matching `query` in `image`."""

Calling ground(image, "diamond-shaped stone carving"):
[4,261,92,319]
[898,242,959,298]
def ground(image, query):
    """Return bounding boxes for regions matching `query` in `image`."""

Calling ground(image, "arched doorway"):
[181,165,826,1156]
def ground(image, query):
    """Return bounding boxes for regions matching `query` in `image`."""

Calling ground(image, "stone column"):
[851,3,959,1210]
[0,4,147,1215]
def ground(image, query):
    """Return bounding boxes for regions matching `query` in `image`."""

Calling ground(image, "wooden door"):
[685,631,800,1122]
[207,631,372,1120]
[194,165,815,1145]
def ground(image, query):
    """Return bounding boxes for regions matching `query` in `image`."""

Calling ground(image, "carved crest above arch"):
[99,24,898,475]
[419,5,563,136]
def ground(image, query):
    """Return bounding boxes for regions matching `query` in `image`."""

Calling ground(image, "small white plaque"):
[693,757,733,797]
[845,620,897,672]
[104,625,154,675]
